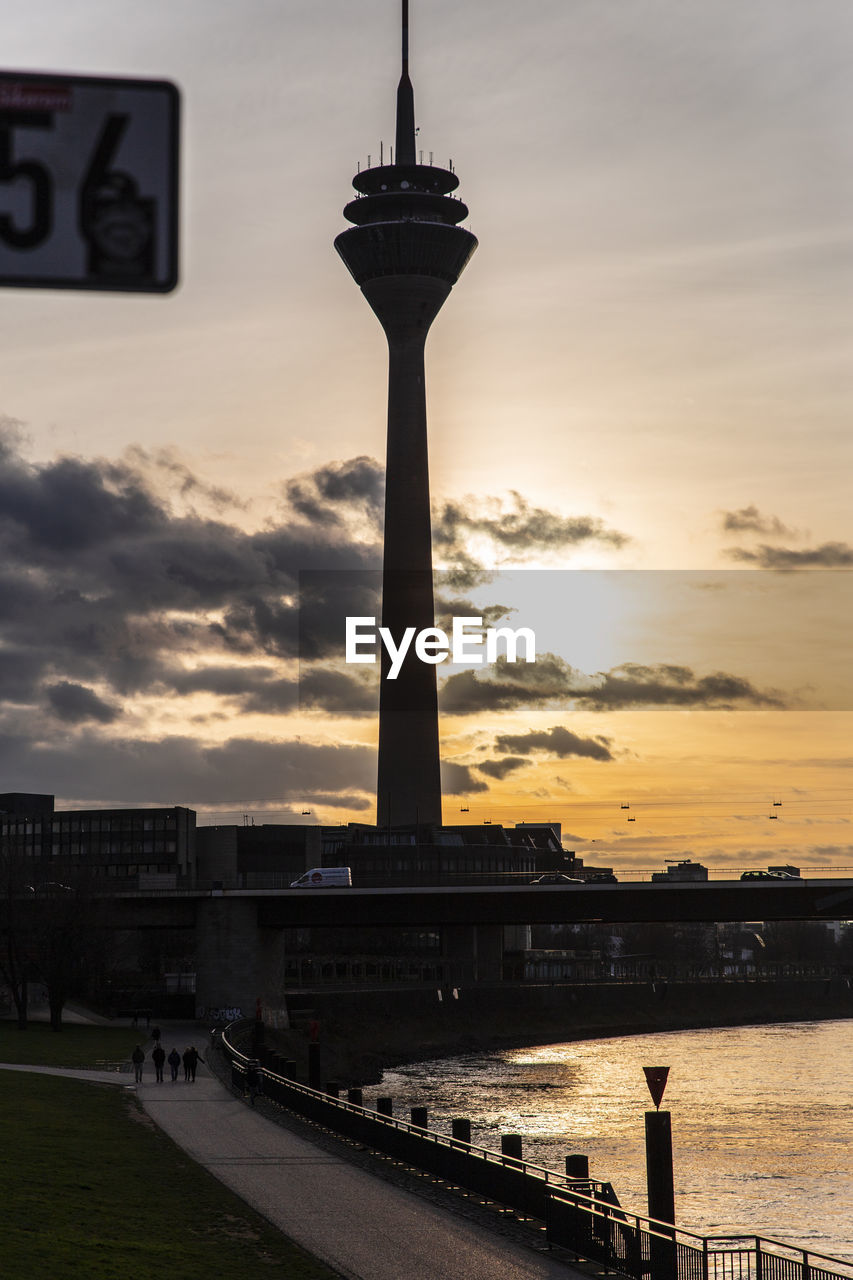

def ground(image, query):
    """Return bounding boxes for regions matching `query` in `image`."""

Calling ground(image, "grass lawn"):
[0,1021,142,1069]
[0,1071,339,1279]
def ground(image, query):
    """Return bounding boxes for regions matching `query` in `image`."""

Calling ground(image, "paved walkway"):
[2,1026,588,1280]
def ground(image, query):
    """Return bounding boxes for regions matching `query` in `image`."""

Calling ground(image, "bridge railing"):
[219,1025,853,1280]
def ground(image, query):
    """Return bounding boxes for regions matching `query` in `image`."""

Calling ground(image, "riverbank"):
[256,977,853,1085]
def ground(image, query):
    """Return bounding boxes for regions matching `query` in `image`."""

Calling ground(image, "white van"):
[290,867,352,888]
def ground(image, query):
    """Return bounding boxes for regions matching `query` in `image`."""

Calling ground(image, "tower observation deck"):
[335,1,477,829]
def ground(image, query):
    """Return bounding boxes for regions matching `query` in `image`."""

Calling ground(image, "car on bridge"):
[740,869,801,881]
[530,873,585,885]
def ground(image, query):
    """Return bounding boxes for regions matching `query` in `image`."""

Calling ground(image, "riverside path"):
[136,1028,586,1280]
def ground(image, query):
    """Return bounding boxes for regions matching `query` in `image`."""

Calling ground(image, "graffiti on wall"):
[200,1006,244,1023]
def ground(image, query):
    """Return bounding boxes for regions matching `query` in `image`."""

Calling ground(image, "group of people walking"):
[131,1026,204,1084]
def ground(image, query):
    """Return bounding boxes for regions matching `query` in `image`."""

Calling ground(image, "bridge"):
[254,878,853,927]
[103,879,853,1017]
[111,877,853,928]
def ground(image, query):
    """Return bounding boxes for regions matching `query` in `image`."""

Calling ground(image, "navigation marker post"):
[643,1065,676,1279]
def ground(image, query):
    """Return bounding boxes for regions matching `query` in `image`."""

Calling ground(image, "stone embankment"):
[254,977,853,1086]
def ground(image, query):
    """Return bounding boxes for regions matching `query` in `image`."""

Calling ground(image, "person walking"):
[151,1025,161,1045]
[152,1042,166,1083]
[185,1045,204,1083]
[167,1047,181,1082]
[246,1059,262,1105]
[182,1047,191,1081]
[131,1045,145,1084]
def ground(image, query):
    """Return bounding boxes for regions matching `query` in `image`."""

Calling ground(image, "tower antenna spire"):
[396,0,416,165]
[402,0,409,73]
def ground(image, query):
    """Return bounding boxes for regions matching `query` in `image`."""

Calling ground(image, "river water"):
[379,1019,853,1262]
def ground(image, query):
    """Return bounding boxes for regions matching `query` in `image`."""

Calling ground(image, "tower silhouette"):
[335,1,476,828]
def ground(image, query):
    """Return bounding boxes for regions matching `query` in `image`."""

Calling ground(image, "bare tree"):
[0,852,102,1031]
[29,871,103,1031]
[0,844,33,1029]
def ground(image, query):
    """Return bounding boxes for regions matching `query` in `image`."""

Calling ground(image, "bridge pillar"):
[194,897,284,1020]
[441,923,504,984]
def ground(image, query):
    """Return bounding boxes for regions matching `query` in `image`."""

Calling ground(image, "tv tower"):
[335,1,477,828]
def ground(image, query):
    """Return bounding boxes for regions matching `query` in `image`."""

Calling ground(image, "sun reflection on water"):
[379,1020,853,1261]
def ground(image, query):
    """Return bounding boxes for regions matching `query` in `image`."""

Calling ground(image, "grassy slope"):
[0,1026,339,1279]
[0,1021,143,1068]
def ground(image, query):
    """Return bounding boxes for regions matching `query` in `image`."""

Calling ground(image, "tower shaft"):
[365,276,453,827]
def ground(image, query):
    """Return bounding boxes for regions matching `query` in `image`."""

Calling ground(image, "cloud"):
[440,760,489,796]
[477,756,527,780]
[7,429,790,816]
[285,456,384,528]
[576,663,784,710]
[728,542,853,568]
[123,445,246,514]
[0,730,375,809]
[433,593,515,632]
[154,661,378,718]
[440,654,582,715]
[0,428,382,710]
[720,505,795,537]
[440,654,783,715]
[0,451,162,554]
[297,668,378,717]
[494,726,614,761]
[0,429,635,810]
[433,491,628,567]
[45,682,121,724]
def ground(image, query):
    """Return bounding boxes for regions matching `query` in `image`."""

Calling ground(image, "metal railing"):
[219,1024,853,1280]
[220,1022,615,1221]
[544,1191,853,1280]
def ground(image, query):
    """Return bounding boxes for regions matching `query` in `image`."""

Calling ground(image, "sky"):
[1,1,852,874]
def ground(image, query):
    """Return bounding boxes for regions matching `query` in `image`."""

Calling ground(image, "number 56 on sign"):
[0,71,179,293]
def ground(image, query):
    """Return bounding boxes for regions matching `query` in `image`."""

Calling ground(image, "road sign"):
[0,70,179,292]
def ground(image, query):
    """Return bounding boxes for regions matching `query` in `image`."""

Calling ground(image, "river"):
[379,1018,853,1262]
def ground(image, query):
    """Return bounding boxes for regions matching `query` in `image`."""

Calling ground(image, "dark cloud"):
[576,663,784,710]
[440,654,581,715]
[0,452,162,554]
[152,661,377,718]
[45,682,121,724]
[297,668,378,717]
[494,726,614,761]
[0,730,375,808]
[285,456,384,527]
[433,491,628,564]
[477,756,527,780]
[123,445,246,513]
[0,645,45,700]
[441,654,783,715]
[728,542,853,568]
[440,760,489,796]
[433,593,515,632]
[0,429,382,717]
[295,570,382,662]
[720,505,795,537]
[166,664,283,699]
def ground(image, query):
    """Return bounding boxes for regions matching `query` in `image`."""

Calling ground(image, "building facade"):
[0,793,196,887]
